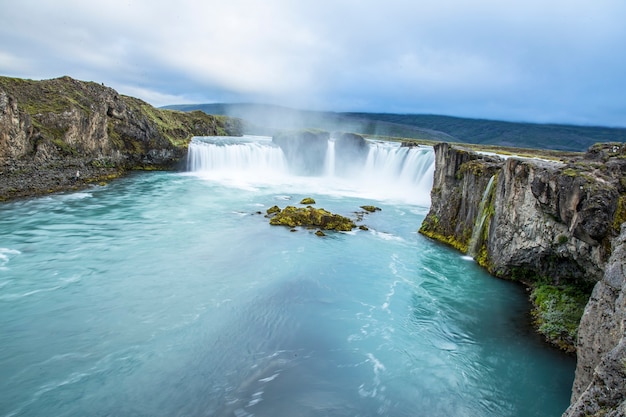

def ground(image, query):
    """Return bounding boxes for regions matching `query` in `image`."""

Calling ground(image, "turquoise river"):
[0,136,574,416]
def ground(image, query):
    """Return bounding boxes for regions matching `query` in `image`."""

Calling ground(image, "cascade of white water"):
[187,137,288,174]
[362,143,435,191]
[323,140,336,177]
[187,136,435,205]
[467,175,496,259]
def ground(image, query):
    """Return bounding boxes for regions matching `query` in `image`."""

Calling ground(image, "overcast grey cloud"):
[1,0,625,126]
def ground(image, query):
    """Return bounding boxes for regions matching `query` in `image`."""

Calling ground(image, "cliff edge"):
[419,142,626,415]
[421,143,625,286]
[0,75,242,200]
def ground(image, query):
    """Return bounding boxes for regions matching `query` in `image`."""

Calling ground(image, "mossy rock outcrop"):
[360,205,381,213]
[266,205,281,215]
[268,205,355,231]
[300,197,316,205]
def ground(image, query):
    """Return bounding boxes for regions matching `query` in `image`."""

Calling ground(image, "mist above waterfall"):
[187,135,435,206]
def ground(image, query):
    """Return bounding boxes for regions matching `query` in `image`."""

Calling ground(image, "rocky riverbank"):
[0,76,242,201]
[0,158,122,200]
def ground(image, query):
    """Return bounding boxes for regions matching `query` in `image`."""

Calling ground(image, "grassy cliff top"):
[0,75,242,151]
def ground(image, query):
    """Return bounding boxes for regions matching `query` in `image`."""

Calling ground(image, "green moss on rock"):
[530,284,590,353]
[268,205,355,231]
[614,195,626,231]
[300,197,316,205]
[419,227,469,253]
[360,205,381,213]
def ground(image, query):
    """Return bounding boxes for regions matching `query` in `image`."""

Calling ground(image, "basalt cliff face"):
[421,143,625,285]
[563,225,626,417]
[419,142,626,416]
[0,76,242,200]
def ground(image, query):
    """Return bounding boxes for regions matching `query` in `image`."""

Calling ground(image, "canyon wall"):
[421,143,624,286]
[0,76,242,200]
[419,142,626,416]
[563,225,626,416]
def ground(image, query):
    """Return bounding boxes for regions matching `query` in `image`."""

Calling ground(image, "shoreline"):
[0,162,116,202]
[0,160,141,202]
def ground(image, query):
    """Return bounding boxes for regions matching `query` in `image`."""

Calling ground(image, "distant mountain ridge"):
[163,103,626,152]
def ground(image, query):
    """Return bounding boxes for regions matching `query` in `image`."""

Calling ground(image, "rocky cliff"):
[0,75,242,200]
[421,143,625,285]
[419,142,626,415]
[563,224,626,417]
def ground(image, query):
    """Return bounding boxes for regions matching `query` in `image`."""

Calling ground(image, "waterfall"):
[186,136,287,174]
[467,175,496,259]
[323,140,336,177]
[187,136,435,205]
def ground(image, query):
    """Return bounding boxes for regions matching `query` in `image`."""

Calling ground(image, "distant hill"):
[163,103,626,152]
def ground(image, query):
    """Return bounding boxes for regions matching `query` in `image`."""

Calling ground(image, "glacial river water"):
[0,136,574,416]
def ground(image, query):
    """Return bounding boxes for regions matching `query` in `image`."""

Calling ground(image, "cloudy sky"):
[1,0,625,126]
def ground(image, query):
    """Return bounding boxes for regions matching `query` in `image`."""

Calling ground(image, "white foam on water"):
[371,230,405,242]
[258,373,280,383]
[0,248,21,270]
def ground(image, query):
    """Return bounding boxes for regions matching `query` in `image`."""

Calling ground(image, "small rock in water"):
[266,205,281,215]
[300,197,316,205]
[315,230,326,237]
[268,205,355,231]
[360,205,381,213]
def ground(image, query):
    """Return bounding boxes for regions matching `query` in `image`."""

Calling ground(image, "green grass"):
[614,195,626,231]
[530,284,590,352]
